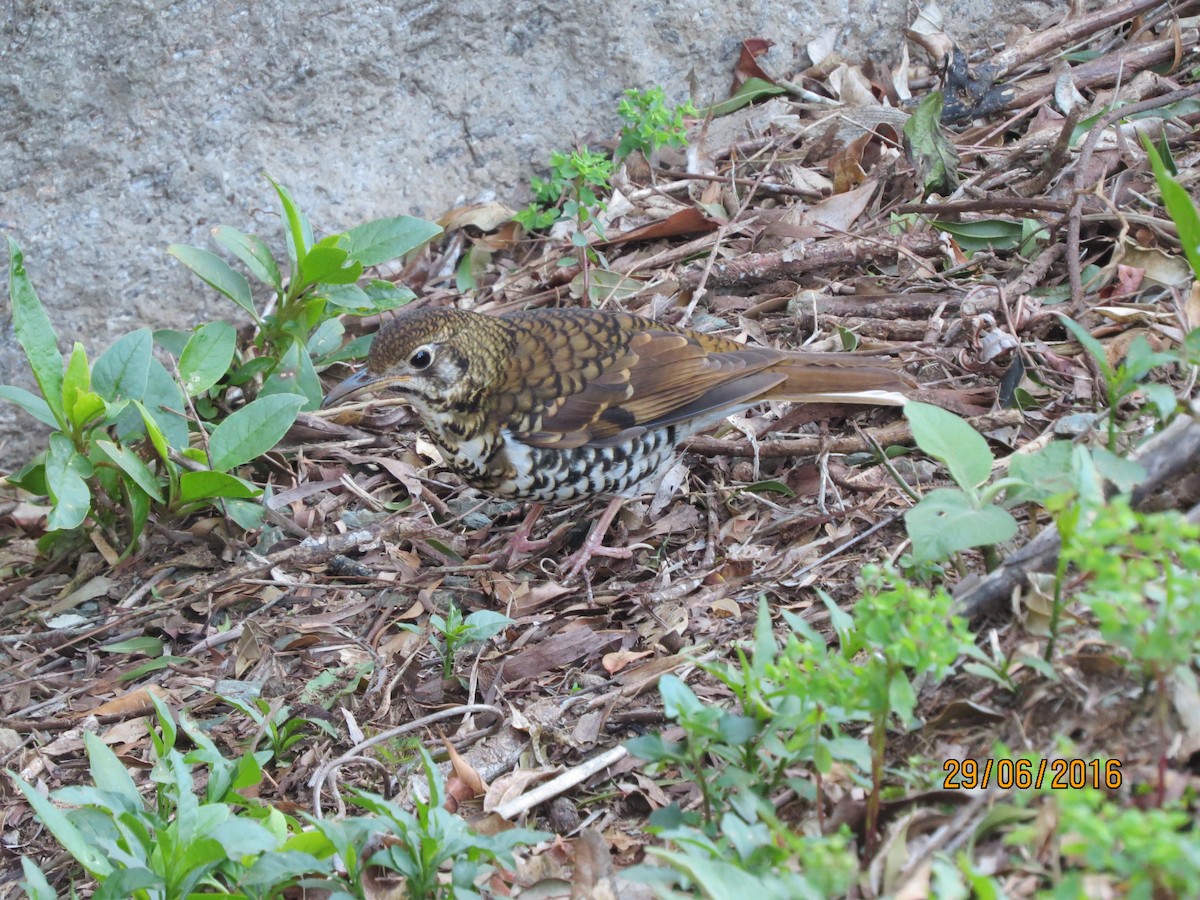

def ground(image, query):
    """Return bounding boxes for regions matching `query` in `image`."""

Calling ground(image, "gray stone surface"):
[0,0,1058,468]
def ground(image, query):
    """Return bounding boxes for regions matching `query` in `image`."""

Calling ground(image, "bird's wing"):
[497,311,787,449]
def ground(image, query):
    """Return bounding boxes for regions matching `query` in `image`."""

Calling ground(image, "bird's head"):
[321,307,512,417]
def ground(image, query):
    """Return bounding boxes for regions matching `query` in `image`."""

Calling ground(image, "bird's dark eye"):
[410,348,433,370]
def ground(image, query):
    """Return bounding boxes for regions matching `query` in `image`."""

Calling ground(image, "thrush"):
[322,306,913,579]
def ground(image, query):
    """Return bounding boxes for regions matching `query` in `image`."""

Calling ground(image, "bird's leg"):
[486,502,550,569]
[561,496,634,582]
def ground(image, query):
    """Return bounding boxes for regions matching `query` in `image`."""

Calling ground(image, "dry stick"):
[988,0,1167,76]
[954,410,1200,622]
[1067,83,1200,308]
[1002,35,1194,114]
[492,745,630,822]
[172,512,462,599]
[684,410,1025,459]
[680,232,947,290]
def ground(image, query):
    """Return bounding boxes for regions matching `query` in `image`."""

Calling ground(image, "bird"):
[322,305,913,580]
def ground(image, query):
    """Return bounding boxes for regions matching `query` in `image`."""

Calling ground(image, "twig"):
[684,410,1025,459]
[492,745,629,821]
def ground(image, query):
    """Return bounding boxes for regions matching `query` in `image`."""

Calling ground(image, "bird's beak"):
[321,368,384,409]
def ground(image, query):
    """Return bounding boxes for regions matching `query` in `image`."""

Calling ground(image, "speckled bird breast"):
[435,424,683,503]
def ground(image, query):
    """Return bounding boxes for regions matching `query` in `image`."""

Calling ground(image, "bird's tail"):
[771,352,914,406]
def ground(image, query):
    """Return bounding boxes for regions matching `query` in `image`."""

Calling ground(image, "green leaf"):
[61,342,91,425]
[740,479,796,497]
[222,497,265,530]
[210,225,283,291]
[344,216,444,266]
[0,384,58,427]
[260,340,323,410]
[903,91,959,195]
[1140,381,1178,420]
[1005,440,1076,506]
[93,439,165,503]
[930,218,1024,251]
[207,393,305,472]
[9,770,114,877]
[905,401,994,490]
[1057,315,1111,377]
[99,635,165,656]
[460,610,514,643]
[71,391,107,429]
[167,244,257,320]
[8,240,66,428]
[45,433,92,531]
[323,280,415,316]
[1090,447,1146,493]
[268,176,312,275]
[93,328,152,403]
[298,244,362,288]
[116,359,189,450]
[904,488,1018,562]
[83,731,141,806]
[703,77,788,117]
[153,328,190,357]
[1143,136,1200,280]
[179,470,261,502]
[20,858,55,900]
[179,321,237,397]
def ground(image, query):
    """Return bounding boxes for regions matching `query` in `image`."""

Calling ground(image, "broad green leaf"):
[904,401,994,490]
[93,328,152,403]
[323,280,414,316]
[153,328,189,357]
[260,340,323,410]
[0,384,57,427]
[460,610,514,643]
[223,497,266,530]
[20,858,55,900]
[93,439,165,502]
[903,91,959,195]
[45,433,92,531]
[179,470,261,502]
[83,731,141,805]
[10,771,114,877]
[6,239,65,428]
[307,317,344,357]
[167,244,256,320]
[344,216,443,266]
[117,359,190,450]
[905,488,1018,562]
[1090,446,1146,493]
[1141,381,1178,420]
[298,244,361,287]
[100,636,164,656]
[703,76,787,117]
[70,391,106,428]
[1005,440,1076,506]
[179,321,236,397]
[207,393,305,472]
[317,332,374,365]
[320,283,371,311]
[268,176,312,274]
[210,225,282,290]
[930,218,1024,252]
